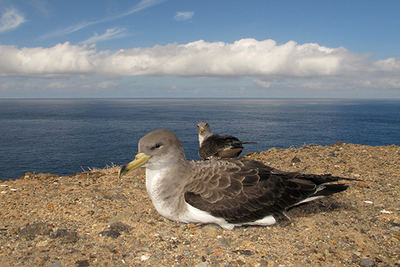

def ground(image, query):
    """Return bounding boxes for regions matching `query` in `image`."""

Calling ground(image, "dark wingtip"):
[241,141,257,144]
[316,183,349,197]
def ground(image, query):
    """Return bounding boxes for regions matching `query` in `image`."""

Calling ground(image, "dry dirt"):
[1,143,399,266]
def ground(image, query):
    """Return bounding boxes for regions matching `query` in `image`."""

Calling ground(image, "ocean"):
[1,98,399,180]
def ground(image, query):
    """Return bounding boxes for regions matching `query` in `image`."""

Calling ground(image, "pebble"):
[36,240,48,247]
[360,257,375,267]
[380,209,393,214]
[76,260,90,267]
[140,254,150,261]
[201,224,219,237]
[49,260,62,267]
[195,262,208,267]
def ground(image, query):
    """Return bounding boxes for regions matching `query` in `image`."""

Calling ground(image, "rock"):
[109,222,132,233]
[232,249,253,256]
[391,226,400,232]
[99,222,132,239]
[50,229,79,243]
[19,222,52,240]
[36,239,48,247]
[360,257,375,267]
[201,224,219,237]
[291,156,301,164]
[195,262,208,267]
[99,230,120,238]
[49,260,62,267]
[75,259,90,267]
[215,237,232,248]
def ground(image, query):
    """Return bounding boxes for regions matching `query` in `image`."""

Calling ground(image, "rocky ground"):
[1,143,399,266]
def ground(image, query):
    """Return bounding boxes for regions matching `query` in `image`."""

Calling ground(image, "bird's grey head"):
[119,129,186,177]
[139,129,184,158]
[197,121,213,146]
[197,121,212,138]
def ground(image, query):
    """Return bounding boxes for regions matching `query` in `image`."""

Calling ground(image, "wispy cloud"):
[0,8,25,33]
[1,38,399,91]
[41,0,164,39]
[174,11,194,21]
[81,28,127,45]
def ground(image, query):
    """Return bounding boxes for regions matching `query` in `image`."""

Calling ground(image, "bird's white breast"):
[145,168,177,220]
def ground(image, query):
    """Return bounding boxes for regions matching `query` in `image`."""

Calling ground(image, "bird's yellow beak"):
[198,126,205,133]
[118,152,151,178]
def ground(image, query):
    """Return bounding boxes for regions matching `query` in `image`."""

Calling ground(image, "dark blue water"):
[1,98,399,180]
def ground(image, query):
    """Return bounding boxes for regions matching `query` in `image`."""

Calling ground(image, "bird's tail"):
[293,183,349,206]
[296,173,361,185]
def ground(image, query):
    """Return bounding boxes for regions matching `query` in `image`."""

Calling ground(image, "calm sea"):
[1,98,399,180]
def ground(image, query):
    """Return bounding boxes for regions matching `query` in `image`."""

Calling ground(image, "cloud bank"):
[0,38,399,90]
[0,8,25,33]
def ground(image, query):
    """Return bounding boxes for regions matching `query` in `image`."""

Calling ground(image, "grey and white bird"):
[197,121,256,159]
[119,129,356,230]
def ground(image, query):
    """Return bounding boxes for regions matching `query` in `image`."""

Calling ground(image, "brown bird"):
[197,121,256,159]
[119,129,356,230]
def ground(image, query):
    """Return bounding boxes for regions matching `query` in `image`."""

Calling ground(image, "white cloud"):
[0,38,399,91]
[0,8,25,33]
[0,42,94,76]
[81,28,127,45]
[174,11,194,21]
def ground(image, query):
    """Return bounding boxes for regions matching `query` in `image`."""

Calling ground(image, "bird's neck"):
[145,161,192,220]
[198,133,212,146]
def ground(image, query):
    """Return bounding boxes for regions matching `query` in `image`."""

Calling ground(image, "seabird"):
[197,121,256,159]
[119,129,355,230]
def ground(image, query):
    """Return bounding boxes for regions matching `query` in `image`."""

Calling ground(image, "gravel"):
[1,143,399,266]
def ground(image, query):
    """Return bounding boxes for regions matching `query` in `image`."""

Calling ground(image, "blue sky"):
[0,0,400,98]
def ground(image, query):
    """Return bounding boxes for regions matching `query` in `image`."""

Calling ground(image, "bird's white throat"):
[145,166,188,221]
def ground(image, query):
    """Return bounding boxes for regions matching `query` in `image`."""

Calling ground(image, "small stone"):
[195,262,208,267]
[291,156,301,164]
[216,238,232,248]
[109,222,132,233]
[201,224,219,237]
[50,229,79,243]
[232,249,253,256]
[140,254,150,261]
[36,240,48,247]
[390,226,400,232]
[360,257,375,267]
[49,260,62,267]
[99,230,120,239]
[380,209,393,214]
[76,260,90,267]
[19,222,52,240]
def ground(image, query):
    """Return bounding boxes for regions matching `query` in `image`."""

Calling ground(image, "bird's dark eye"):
[150,143,162,150]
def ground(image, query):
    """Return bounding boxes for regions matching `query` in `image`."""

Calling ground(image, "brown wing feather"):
[184,158,346,224]
[199,135,244,159]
